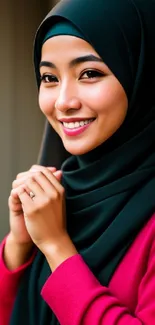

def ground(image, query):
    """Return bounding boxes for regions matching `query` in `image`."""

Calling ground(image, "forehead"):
[41,35,98,59]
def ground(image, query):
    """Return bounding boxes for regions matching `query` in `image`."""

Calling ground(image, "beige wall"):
[0,1,58,240]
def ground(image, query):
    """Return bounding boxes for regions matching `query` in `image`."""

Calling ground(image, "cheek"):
[82,80,115,107]
[92,80,127,115]
[38,89,55,116]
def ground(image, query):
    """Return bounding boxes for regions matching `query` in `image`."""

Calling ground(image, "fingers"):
[17,187,33,213]
[13,166,57,189]
[22,170,63,199]
[11,166,64,203]
[9,187,24,212]
[26,171,58,198]
[33,169,64,194]
[16,165,56,180]
[53,170,63,182]
[24,175,44,197]
[8,195,22,212]
[10,185,31,205]
[9,184,35,215]
[13,172,40,189]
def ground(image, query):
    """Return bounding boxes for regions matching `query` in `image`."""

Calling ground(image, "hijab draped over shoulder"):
[10,1,155,324]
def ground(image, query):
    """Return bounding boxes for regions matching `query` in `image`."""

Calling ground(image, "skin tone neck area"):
[39,35,128,156]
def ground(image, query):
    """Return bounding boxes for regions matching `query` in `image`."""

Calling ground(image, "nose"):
[55,83,81,112]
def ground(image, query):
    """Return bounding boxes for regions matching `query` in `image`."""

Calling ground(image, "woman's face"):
[39,35,128,155]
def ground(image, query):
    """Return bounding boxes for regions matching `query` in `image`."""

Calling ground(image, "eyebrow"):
[39,54,103,70]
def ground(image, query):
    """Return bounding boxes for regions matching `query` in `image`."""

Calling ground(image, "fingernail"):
[53,170,62,175]
[48,167,57,171]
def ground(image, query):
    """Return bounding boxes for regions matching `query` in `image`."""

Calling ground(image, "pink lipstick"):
[62,122,92,136]
[59,118,95,137]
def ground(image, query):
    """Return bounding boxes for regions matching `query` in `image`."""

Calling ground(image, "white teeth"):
[75,122,79,127]
[63,119,94,129]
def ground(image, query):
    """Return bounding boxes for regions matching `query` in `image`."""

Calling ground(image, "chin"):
[63,142,96,156]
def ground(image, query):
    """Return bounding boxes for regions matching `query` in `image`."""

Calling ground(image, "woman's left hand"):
[16,168,77,270]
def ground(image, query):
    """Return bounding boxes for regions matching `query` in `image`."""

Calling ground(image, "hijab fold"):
[10,1,155,324]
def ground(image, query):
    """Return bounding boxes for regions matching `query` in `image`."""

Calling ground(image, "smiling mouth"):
[61,118,95,129]
[60,118,96,137]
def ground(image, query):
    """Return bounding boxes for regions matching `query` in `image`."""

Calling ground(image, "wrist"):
[41,235,78,272]
[7,232,33,249]
[4,233,34,270]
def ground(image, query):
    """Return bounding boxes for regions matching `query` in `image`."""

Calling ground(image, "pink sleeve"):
[0,237,36,325]
[41,247,155,325]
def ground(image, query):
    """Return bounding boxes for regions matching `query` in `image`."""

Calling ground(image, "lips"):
[61,118,95,136]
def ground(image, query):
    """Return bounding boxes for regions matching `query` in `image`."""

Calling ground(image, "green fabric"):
[42,20,85,44]
[11,0,155,324]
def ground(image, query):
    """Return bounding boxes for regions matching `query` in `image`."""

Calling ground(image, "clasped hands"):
[9,165,77,271]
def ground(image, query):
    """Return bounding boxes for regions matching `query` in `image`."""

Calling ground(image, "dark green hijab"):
[10,0,155,324]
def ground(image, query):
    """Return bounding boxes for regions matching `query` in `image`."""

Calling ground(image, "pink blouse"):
[0,213,155,325]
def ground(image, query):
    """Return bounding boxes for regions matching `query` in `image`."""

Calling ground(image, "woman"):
[1,0,155,324]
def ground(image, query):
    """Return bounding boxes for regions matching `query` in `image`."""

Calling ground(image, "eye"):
[40,74,58,84]
[80,69,104,80]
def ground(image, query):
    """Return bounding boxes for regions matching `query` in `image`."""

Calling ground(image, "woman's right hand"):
[5,165,57,270]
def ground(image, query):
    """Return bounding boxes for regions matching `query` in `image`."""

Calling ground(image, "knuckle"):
[30,174,36,181]
[16,172,22,179]
[31,164,38,169]
[10,188,16,197]
[25,177,34,186]
[51,191,59,200]
[10,188,14,195]
[28,177,34,184]
[30,165,44,172]
[35,171,42,177]
[59,187,65,196]
[12,180,17,188]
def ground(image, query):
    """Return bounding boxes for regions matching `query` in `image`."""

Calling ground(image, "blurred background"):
[0,0,59,240]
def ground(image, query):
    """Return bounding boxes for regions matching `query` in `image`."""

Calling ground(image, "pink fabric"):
[0,238,35,325]
[1,213,155,325]
[42,213,155,325]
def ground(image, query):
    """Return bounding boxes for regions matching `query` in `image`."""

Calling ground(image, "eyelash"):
[40,70,104,84]
[40,75,57,83]
[81,70,104,79]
